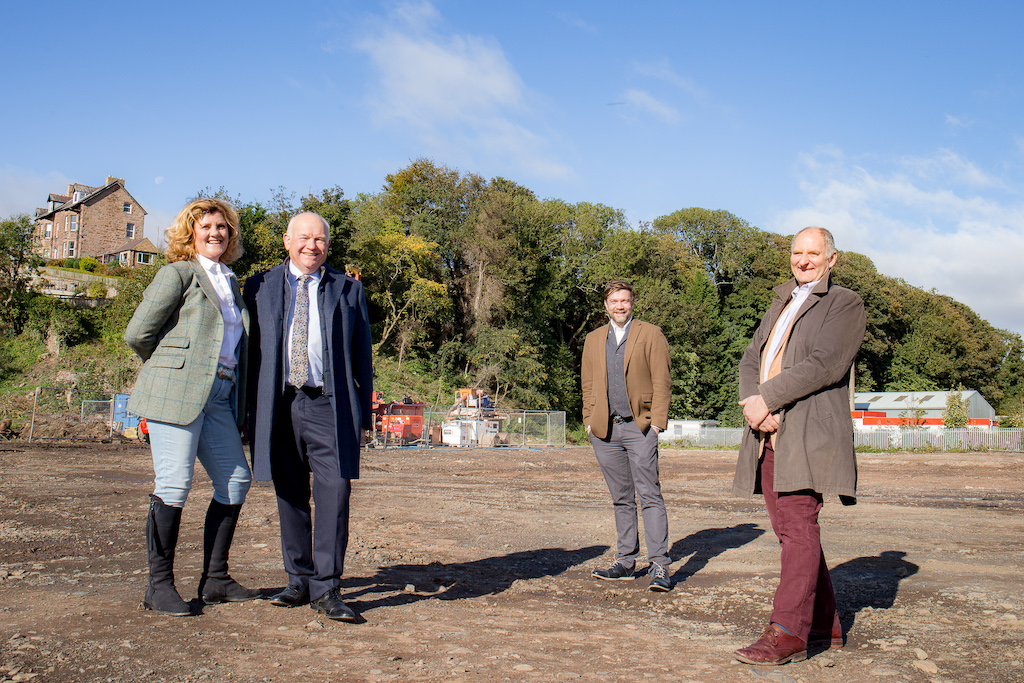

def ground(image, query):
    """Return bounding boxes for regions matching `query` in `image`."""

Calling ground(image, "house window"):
[69,215,78,231]
[123,202,132,213]
[72,191,85,202]
[67,242,75,257]
[119,252,129,264]
[45,223,52,238]
[126,223,136,239]
[136,253,154,265]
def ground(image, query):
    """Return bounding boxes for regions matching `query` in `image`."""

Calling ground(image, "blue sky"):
[3,1,1023,335]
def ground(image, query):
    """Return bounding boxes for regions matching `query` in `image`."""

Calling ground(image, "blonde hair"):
[164,198,243,264]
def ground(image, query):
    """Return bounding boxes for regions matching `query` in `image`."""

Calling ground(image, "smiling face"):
[283,213,330,274]
[193,211,230,262]
[604,288,634,326]
[790,228,837,285]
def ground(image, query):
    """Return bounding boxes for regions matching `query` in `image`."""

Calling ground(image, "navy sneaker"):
[648,563,672,592]
[592,562,635,580]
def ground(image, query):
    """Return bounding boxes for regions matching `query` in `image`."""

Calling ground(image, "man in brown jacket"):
[733,227,866,665]
[581,280,673,592]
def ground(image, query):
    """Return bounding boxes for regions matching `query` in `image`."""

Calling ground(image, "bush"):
[79,257,98,272]
[64,257,80,269]
[87,282,108,298]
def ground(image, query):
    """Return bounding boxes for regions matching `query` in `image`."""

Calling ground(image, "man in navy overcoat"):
[244,212,373,622]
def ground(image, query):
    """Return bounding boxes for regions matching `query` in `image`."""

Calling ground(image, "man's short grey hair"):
[286,212,331,241]
[793,226,836,258]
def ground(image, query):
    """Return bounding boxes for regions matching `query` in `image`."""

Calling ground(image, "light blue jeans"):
[147,376,251,508]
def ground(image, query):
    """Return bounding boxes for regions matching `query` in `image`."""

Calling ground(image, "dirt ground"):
[0,442,1021,683]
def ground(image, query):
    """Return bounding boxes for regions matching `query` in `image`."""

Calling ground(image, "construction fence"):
[371,402,566,449]
[22,389,567,449]
[26,387,137,442]
[660,427,1024,452]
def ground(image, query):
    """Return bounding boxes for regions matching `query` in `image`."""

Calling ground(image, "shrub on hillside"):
[79,257,98,272]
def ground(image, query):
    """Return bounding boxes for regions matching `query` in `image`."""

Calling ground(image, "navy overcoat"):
[243,260,373,481]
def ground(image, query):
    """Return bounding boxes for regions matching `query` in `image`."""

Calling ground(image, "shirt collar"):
[610,316,633,332]
[196,254,231,278]
[793,279,819,297]
[288,261,324,282]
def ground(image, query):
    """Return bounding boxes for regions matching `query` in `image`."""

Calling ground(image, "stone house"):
[34,176,150,265]
[99,237,159,267]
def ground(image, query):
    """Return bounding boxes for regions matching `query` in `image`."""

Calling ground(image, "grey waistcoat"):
[606,327,631,419]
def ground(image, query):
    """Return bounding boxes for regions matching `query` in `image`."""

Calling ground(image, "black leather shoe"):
[311,587,357,622]
[592,562,635,580]
[269,585,309,607]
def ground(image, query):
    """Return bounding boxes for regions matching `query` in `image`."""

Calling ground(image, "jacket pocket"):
[160,336,190,349]
[641,392,653,409]
[149,354,186,369]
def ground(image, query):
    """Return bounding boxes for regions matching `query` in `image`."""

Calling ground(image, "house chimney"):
[106,176,124,185]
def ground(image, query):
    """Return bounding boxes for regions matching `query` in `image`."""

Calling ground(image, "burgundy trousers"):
[760,442,840,641]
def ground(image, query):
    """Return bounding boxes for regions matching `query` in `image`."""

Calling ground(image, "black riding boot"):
[198,499,259,603]
[144,494,190,616]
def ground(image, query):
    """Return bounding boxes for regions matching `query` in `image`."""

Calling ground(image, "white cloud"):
[621,89,680,124]
[353,1,573,181]
[945,114,973,129]
[557,11,598,35]
[633,59,709,104]
[772,147,1024,335]
[0,167,72,219]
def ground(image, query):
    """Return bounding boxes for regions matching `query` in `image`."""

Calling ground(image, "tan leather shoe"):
[734,623,808,665]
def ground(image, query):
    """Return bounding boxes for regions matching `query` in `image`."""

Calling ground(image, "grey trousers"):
[591,420,669,569]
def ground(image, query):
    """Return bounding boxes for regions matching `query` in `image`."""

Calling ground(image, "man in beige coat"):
[581,280,673,592]
[733,227,866,665]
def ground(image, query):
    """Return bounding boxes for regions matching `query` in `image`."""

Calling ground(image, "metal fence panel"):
[660,426,1023,452]
[29,387,115,442]
[370,402,566,448]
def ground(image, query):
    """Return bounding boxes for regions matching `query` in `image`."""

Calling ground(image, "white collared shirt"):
[610,316,632,346]
[286,262,324,388]
[196,254,243,369]
[761,280,819,383]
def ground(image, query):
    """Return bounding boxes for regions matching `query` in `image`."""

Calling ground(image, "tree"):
[942,388,970,428]
[351,217,450,364]
[0,214,42,334]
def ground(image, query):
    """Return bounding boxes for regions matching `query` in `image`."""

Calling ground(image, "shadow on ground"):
[668,523,766,583]
[325,545,607,618]
[832,550,920,633]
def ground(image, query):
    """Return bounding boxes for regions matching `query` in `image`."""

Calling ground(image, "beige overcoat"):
[733,276,866,502]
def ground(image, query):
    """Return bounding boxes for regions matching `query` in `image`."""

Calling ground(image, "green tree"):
[351,218,450,365]
[0,214,42,334]
[942,388,970,428]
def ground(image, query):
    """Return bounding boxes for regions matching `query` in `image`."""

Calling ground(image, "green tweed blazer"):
[125,260,249,427]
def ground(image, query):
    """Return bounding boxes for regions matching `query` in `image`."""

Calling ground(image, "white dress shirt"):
[286,263,324,388]
[610,316,632,345]
[761,280,819,383]
[196,254,243,369]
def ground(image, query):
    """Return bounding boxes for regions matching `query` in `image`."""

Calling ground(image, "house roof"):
[101,237,159,257]
[853,390,989,412]
[34,177,148,220]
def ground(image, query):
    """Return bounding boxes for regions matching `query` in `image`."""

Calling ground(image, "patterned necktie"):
[289,275,310,387]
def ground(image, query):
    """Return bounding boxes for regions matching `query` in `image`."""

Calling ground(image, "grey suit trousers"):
[591,420,669,568]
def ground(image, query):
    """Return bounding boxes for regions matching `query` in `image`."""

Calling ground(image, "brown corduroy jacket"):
[581,319,672,440]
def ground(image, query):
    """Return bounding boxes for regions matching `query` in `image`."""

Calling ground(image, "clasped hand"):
[739,394,779,433]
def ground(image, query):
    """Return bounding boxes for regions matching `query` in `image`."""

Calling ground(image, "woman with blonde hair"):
[125,198,257,615]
